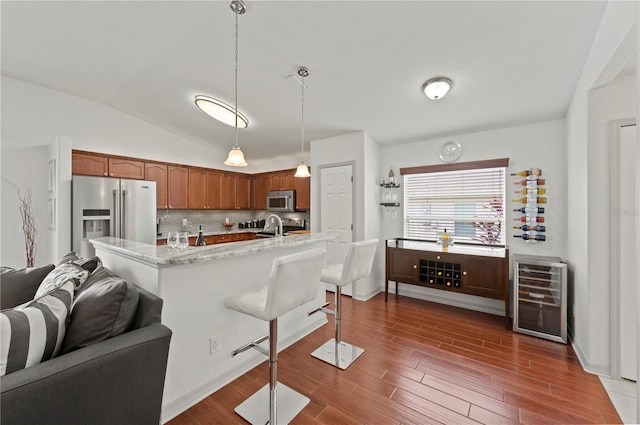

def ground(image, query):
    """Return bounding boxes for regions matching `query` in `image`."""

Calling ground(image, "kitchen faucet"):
[264,214,283,238]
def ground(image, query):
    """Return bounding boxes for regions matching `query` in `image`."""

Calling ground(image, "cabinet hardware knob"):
[413,264,417,269]
[103,173,108,176]
[463,271,467,276]
[437,255,441,260]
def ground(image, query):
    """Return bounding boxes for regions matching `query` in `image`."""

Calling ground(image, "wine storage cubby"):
[513,254,567,343]
[419,259,462,288]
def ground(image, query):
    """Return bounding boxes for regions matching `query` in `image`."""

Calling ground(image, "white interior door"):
[320,165,353,295]
[619,124,637,382]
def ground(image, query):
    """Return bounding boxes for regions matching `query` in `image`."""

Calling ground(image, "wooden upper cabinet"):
[235,174,252,210]
[295,174,311,210]
[268,170,296,191]
[188,168,207,209]
[145,162,168,209]
[252,174,269,210]
[268,173,283,191]
[206,170,223,210]
[72,151,109,177]
[72,151,144,179]
[221,172,251,210]
[189,168,223,210]
[108,158,144,179]
[280,172,296,191]
[168,165,189,209]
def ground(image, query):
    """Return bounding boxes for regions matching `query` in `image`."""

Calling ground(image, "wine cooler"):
[513,254,567,343]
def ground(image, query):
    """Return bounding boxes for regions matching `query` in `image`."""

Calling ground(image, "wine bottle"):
[514,206,544,214]
[514,187,546,195]
[513,216,545,223]
[513,178,545,186]
[513,224,546,232]
[514,233,546,241]
[195,224,206,247]
[512,196,547,204]
[510,168,542,177]
[440,228,451,251]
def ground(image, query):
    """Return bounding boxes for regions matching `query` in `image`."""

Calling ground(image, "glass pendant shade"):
[294,163,311,178]
[294,66,310,178]
[224,147,248,167]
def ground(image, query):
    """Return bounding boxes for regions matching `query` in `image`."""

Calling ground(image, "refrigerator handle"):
[113,189,120,238]
[121,189,127,239]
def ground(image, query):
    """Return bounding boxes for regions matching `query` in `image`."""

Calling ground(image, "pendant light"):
[294,66,311,178]
[224,0,248,167]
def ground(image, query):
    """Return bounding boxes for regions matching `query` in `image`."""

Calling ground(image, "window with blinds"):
[403,164,506,246]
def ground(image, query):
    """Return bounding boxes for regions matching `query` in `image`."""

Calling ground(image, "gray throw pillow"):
[0,264,56,309]
[61,272,139,354]
[34,263,89,299]
[55,251,101,273]
[0,280,74,376]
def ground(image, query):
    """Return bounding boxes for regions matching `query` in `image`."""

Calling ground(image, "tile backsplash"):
[157,210,310,235]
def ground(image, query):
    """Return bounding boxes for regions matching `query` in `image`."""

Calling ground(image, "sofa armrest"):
[1,323,172,425]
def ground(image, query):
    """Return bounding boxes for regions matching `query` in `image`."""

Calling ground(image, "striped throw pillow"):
[0,280,74,376]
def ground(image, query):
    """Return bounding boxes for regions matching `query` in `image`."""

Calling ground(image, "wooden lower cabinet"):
[175,232,256,246]
[385,240,510,328]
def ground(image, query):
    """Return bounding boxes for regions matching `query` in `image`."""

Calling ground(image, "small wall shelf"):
[380,182,400,207]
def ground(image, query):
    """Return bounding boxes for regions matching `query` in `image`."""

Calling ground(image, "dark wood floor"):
[168,292,621,424]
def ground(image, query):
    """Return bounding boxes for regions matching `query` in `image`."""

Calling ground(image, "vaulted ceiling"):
[1,1,609,162]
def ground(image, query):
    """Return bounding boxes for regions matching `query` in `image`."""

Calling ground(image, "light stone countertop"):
[386,238,508,258]
[91,232,337,266]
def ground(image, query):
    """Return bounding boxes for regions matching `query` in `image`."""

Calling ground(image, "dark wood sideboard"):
[385,239,510,328]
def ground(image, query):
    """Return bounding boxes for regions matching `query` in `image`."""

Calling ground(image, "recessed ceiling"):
[0,1,608,163]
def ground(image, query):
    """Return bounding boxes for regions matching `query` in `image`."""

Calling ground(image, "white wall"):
[379,119,567,315]
[310,131,382,300]
[1,146,51,267]
[587,75,636,374]
[565,0,638,376]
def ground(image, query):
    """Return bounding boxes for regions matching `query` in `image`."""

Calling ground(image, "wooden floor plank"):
[167,293,622,425]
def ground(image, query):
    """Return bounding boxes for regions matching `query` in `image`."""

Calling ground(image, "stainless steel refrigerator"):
[72,175,156,258]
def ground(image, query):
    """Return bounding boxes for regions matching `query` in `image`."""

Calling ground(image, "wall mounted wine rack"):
[511,167,546,242]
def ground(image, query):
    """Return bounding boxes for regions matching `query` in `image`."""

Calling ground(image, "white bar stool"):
[309,239,378,369]
[224,248,326,425]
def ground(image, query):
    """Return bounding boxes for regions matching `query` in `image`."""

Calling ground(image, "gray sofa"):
[0,263,172,425]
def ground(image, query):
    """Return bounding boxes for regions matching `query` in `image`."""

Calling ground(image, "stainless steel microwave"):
[266,190,296,212]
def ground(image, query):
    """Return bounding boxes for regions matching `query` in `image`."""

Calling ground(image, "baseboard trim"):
[390,283,505,316]
[160,315,327,423]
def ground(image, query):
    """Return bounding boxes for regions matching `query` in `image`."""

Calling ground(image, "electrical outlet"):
[210,335,221,354]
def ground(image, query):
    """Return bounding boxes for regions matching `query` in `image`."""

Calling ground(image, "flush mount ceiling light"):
[294,66,311,178]
[422,77,453,100]
[224,0,248,167]
[195,95,248,129]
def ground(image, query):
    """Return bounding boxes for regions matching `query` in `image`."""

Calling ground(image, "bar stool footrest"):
[311,338,364,370]
[235,382,309,425]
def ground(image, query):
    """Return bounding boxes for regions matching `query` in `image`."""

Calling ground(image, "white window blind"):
[403,165,506,245]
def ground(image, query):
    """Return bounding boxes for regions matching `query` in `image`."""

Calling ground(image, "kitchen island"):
[91,233,335,423]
